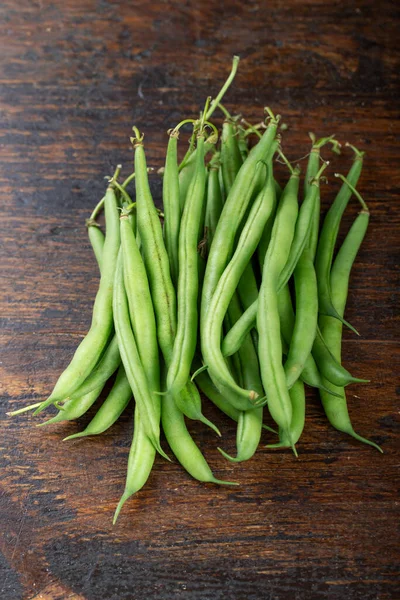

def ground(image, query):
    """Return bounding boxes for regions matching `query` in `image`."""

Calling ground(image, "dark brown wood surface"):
[1,1,399,598]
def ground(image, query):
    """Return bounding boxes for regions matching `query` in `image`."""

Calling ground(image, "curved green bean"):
[35,184,120,414]
[319,200,382,452]
[163,131,181,287]
[257,166,300,453]
[315,144,365,332]
[64,365,132,440]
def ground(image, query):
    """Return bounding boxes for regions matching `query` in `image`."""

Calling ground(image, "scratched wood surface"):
[1,1,399,599]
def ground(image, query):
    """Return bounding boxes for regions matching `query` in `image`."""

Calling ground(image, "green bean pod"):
[133,131,177,363]
[202,156,276,409]
[163,131,181,287]
[37,385,104,427]
[113,406,157,523]
[304,135,341,261]
[278,285,341,395]
[64,365,132,440]
[113,252,168,461]
[133,130,218,433]
[218,294,264,462]
[201,109,279,325]
[66,334,121,400]
[278,162,327,292]
[87,220,105,271]
[319,206,382,452]
[120,213,160,391]
[35,185,120,414]
[284,248,318,389]
[166,135,207,398]
[266,379,305,449]
[257,167,300,452]
[179,138,215,210]
[220,120,243,193]
[315,145,364,331]
[161,377,237,485]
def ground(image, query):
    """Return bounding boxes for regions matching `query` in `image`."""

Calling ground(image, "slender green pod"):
[132,128,218,433]
[120,212,160,391]
[66,335,121,400]
[86,219,105,271]
[218,295,264,463]
[284,247,318,389]
[167,133,208,398]
[34,184,120,414]
[64,365,132,440]
[319,194,382,452]
[256,165,301,454]
[201,108,280,325]
[37,385,104,427]
[133,128,177,363]
[163,130,181,287]
[113,406,156,523]
[219,161,327,354]
[278,284,341,396]
[304,134,341,261]
[278,161,328,291]
[315,144,365,332]
[220,120,243,193]
[161,379,237,485]
[203,152,276,409]
[113,252,168,461]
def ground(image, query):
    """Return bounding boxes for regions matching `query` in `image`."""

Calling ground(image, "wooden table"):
[1,1,398,598]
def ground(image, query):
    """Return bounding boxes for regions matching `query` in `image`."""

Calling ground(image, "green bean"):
[315,144,365,333]
[201,109,279,325]
[218,294,264,462]
[278,161,328,291]
[133,128,218,432]
[304,134,341,261]
[64,365,132,440]
[34,184,120,414]
[205,155,223,254]
[167,133,208,398]
[113,251,168,461]
[266,379,305,450]
[319,191,382,452]
[284,247,318,389]
[113,408,156,523]
[202,150,277,409]
[278,284,341,396]
[222,301,257,357]
[86,218,105,271]
[257,165,301,453]
[121,212,160,391]
[220,120,243,193]
[219,161,327,356]
[161,379,237,485]
[65,334,121,400]
[133,128,177,362]
[179,138,215,209]
[36,385,104,427]
[163,131,181,287]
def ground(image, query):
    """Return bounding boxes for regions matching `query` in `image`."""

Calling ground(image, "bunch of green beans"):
[10,57,382,522]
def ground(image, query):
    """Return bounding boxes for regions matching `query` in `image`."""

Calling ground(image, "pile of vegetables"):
[11,57,382,522]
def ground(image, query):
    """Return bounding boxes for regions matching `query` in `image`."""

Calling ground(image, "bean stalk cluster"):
[10,57,382,521]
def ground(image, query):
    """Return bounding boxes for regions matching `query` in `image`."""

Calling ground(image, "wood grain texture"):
[1,1,399,599]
